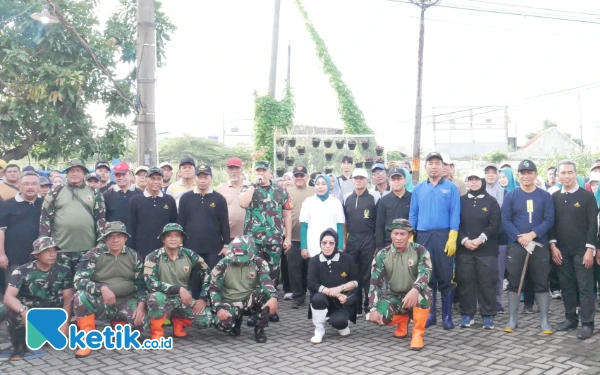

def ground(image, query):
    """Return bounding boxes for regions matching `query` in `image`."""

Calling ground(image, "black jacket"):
[457,192,501,257]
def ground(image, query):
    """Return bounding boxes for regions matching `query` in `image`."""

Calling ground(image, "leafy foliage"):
[480,150,508,164]
[537,148,600,178]
[526,119,558,140]
[159,136,253,169]
[0,0,175,162]
[294,0,372,135]
[253,81,295,163]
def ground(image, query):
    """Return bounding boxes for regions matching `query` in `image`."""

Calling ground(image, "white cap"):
[464,169,484,182]
[589,172,600,183]
[351,168,369,179]
[440,153,455,165]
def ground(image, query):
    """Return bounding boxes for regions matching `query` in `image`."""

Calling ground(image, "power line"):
[463,0,600,18]
[385,0,600,25]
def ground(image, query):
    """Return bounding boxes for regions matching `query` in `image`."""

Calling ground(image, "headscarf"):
[468,176,488,197]
[319,228,339,260]
[485,167,504,207]
[500,168,517,192]
[402,168,414,193]
[328,173,343,201]
[577,176,586,189]
[535,176,546,191]
[314,174,331,202]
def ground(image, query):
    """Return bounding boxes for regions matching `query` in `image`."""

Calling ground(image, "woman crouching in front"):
[307,228,359,344]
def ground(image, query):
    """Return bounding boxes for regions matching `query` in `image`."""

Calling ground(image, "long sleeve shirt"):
[549,186,597,252]
[375,191,412,249]
[409,178,460,232]
[501,187,555,245]
[457,192,501,256]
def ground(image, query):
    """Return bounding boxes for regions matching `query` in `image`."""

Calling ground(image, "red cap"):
[113,162,130,173]
[227,158,243,167]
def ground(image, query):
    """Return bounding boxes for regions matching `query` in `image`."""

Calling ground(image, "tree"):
[159,136,253,169]
[525,119,558,140]
[0,0,175,162]
[480,150,508,164]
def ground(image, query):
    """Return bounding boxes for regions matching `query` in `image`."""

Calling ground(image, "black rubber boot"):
[229,316,243,337]
[9,327,27,361]
[247,315,257,327]
[269,313,280,322]
[254,326,267,343]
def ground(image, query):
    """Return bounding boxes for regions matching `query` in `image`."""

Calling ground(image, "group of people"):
[0,150,599,360]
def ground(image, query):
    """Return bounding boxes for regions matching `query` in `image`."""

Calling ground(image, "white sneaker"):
[283,293,293,300]
[503,279,508,291]
[338,326,351,336]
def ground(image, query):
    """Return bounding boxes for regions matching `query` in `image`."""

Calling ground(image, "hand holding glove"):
[444,230,458,257]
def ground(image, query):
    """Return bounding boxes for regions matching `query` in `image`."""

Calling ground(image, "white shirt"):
[299,195,345,257]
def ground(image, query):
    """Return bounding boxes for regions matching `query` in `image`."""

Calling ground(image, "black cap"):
[388,167,406,178]
[518,160,537,172]
[425,152,443,162]
[95,161,110,171]
[179,157,195,168]
[147,167,163,177]
[293,166,308,176]
[196,164,212,176]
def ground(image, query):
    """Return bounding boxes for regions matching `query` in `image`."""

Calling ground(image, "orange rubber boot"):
[410,307,430,351]
[388,314,410,338]
[172,317,192,337]
[150,314,167,340]
[75,314,96,358]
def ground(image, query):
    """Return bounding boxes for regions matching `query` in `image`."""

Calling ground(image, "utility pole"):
[268,0,281,97]
[409,0,441,181]
[136,0,157,167]
[578,94,584,148]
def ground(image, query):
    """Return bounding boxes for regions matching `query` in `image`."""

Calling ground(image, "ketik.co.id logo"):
[26,308,173,351]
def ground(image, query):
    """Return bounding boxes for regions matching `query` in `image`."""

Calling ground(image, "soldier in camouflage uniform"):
[239,160,292,323]
[2,237,73,361]
[145,223,212,339]
[367,219,432,351]
[72,221,146,358]
[210,235,279,343]
[39,158,106,274]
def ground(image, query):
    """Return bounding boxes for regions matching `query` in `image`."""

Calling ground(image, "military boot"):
[9,326,27,361]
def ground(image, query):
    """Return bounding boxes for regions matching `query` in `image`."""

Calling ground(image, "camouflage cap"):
[386,218,415,233]
[32,237,58,255]
[157,223,188,239]
[101,221,130,240]
[65,159,90,174]
[255,161,270,170]
[227,235,256,265]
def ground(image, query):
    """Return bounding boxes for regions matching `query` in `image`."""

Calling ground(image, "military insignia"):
[210,202,216,208]
[298,167,303,171]
[341,272,347,277]
[163,204,169,209]
[86,195,92,201]
[408,259,414,266]
[482,207,488,212]
[574,202,581,207]
[249,272,256,279]
[199,165,207,170]
[363,209,369,219]
[183,266,190,273]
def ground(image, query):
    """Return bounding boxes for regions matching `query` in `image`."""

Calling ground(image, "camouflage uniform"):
[241,161,293,284]
[3,237,73,329]
[368,242,432,323]
[145,246,212,329]
[73,222,146,330]
[39,159,106,274]
[210,236,278,333]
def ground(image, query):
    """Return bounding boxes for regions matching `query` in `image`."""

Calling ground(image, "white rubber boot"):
[310,307,328,344]
[338,325,351,336]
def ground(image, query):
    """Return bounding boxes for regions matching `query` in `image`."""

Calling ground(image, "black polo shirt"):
[177,188,230,255]
[99,181,116,194]
[343,189,379,236]
[375,190,412,249]
[0,195,43,265]
[129,191,178,258]
[103,184,143,225]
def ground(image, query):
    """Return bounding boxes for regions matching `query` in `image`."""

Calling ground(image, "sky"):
[90,0,600,153]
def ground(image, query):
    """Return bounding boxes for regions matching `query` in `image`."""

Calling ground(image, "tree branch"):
[0,131,45,162]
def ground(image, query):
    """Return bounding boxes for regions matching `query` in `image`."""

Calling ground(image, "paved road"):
[1,293,600,375]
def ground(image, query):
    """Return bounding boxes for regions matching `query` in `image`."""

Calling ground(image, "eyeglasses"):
[321,241,335,246]
[373,171,386,176]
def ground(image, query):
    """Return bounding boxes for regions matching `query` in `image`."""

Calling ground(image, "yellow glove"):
[444,230,458,257]
[409,235,414,242]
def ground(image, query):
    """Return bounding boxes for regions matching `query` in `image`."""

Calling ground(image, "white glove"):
[524,241,542,255]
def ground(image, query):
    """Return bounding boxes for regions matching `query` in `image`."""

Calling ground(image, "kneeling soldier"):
[211,235,278,343]
[2,237,73,360]
[367,219,432,351]
[145,223,212,339]
[73,221,146,358]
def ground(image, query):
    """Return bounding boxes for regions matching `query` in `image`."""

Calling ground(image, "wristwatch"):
[18,305,28,314]
[341,284,346,292]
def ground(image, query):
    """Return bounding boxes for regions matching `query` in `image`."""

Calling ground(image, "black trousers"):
[310,292,350,330]
[281,247,292,294]
[557,248,596,326]
[456,252,498,316]
[346,233,376,312]
[523,271,535,308]
[549,261,561,291]
[287,241,308,302]
[594,262,600,298]
[191,253,220,299]
[506,243,550,293]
